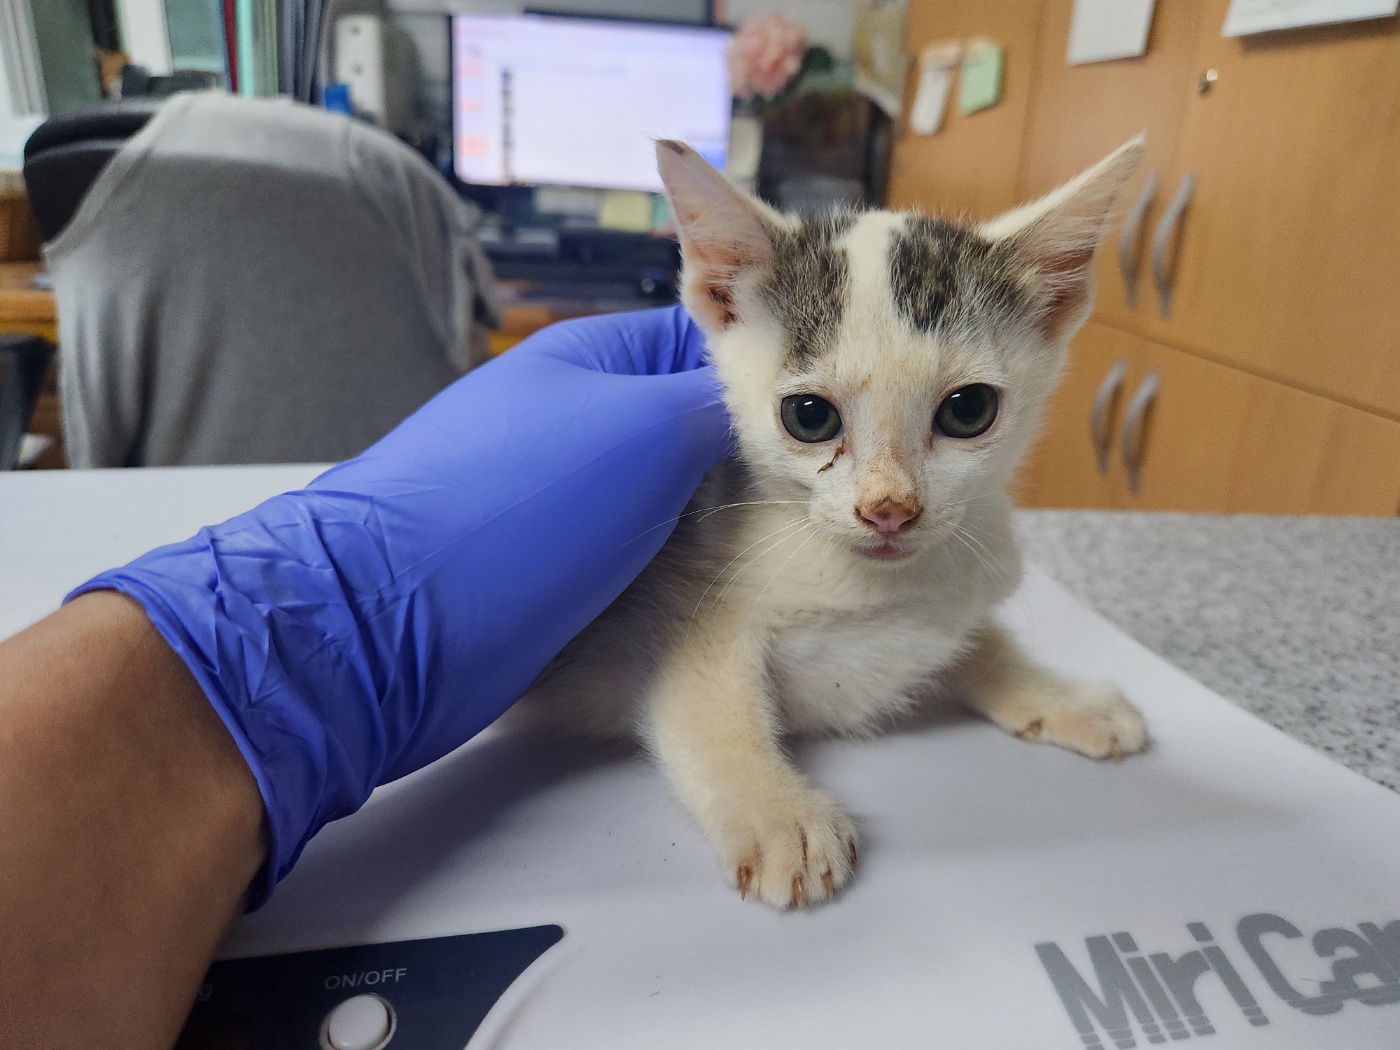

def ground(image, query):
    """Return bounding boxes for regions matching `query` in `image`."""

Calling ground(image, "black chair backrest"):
[23,97,165,242]
[0,336,55,470]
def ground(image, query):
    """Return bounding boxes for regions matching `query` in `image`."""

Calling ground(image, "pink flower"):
[727,14,806,101]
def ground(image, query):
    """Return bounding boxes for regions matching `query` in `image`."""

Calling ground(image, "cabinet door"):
[1124,337,1400,515]
[1017,0,1204,335]
[1016,320,1139,509]
[887,0,1044,220]
[1161,6,1400,418]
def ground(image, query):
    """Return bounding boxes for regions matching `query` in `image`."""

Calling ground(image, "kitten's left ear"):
[656,139,787,333]
[982,135,1145,338]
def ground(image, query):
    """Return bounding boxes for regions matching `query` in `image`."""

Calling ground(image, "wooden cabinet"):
[1019,320,1400,515]
[1017,0,1204,335]
[1018,1,1400,421]
[1016,320,1133,509]
[1163,5,1400,417]
[1128,335,1400,514]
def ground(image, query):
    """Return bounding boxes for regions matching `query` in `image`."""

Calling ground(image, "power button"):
[319,994,396,1050]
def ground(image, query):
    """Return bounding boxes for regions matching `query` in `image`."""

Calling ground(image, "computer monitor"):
[452,14,732,193]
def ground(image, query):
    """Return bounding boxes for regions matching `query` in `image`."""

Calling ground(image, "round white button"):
[322,994,394,1050]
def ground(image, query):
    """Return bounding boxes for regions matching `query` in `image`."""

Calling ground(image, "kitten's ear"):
[982,134,1145,339]
[656,139,783,332]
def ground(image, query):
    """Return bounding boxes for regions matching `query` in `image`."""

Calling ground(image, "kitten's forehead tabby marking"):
[888,216,1030,336]
[760,214,855,366]
[758,211,1034,367]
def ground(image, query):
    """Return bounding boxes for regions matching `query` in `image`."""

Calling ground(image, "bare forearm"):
[0,592,267,1049]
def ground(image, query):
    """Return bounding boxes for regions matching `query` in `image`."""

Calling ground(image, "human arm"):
[0,592,266,1049]
[0,306,727,1047]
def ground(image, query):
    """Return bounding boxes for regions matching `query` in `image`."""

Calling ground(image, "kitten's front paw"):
[999,680,1148,761]
[714,787,859,910]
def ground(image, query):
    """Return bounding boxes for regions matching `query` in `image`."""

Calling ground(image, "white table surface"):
[4,466,1399,1049]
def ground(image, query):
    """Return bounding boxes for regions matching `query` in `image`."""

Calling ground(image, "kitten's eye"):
[780,394,842,443]
[935,384,999,439]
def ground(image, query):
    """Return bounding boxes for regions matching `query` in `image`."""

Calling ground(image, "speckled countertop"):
[1014,511,1400,794]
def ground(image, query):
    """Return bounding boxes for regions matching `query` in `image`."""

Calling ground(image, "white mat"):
[3,466,1397,1048]
[232,579,1400,1049]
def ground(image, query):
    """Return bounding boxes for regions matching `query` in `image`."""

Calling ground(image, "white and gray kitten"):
[516,137,1149,910]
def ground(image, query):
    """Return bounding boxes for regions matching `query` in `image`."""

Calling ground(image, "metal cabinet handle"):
[1120,369,1160,494]
[1116,172,1157,307]
[1151,173,1195,317]
[1089,358,1129,473]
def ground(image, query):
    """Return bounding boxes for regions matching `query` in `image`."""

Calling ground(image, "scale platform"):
[195,571,1400,1050]
[3,467,1396,1049]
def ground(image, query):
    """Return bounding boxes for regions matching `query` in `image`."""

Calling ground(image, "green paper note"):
[958,40,1004,116]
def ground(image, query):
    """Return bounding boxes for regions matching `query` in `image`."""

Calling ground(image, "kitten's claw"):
[985,680,1148,761]
[715,788,858,910]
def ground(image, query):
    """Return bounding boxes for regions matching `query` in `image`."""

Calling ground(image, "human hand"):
[72,305,729,904]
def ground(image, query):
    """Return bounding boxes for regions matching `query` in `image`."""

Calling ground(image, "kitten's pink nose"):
[857,498,922,534]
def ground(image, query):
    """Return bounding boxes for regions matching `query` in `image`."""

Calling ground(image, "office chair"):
[0,335,54,470]
[23,91,496,468]
[23,96,164,243]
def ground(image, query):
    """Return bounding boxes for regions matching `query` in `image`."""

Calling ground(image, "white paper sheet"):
[6,467,1400,1048]
[224,569,1400,1049]
[1068,0,1156,65]
[909,42,961,135]
[1223,0,1398,36]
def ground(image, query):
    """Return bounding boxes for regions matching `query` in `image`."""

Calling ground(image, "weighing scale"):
[4,466,1397,1049]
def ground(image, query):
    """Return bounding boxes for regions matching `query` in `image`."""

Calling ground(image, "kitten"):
[517,137,1149,910]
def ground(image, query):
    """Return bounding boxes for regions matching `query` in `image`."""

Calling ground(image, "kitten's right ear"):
[982,135,1145,340]
[656,140,782,332]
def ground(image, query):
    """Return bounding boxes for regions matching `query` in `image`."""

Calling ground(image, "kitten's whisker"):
[946,513,1002,564]
[948,521,1034,626]
[711,518,818,610]
[751,522,826,608]
[936,494,991,513]
[951,522,1005,577]
[956,514,1035,631]
[692,499,808,523]
[688,516,811,622]
[618,499,808,548]
[681,517,816,649]
[950,519,1023,609]
[948,525,1007,587]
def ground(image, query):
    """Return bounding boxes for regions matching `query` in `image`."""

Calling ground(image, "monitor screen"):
[452,14,732,192]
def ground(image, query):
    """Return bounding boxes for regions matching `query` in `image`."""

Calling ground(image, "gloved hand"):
[71,305,729,906]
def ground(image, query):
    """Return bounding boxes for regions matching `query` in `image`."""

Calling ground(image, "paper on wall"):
[1067,0,1156,65]
[1222,0,1398,36]
[908,41,960,135]
[957,38,1003,116]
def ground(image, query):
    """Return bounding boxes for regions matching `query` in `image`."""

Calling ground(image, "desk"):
[0,261,62,468]
[4,467,1400,1048]
[0,261,55,341]
[0,260,645,469]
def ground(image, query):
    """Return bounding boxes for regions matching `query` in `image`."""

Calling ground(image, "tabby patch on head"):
[888,216,1029,337]
[760,214,855,365]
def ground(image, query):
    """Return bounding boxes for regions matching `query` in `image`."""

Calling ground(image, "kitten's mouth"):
[854,539,918,562]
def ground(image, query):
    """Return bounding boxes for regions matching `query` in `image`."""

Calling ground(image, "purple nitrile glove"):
[71,305,730,906]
